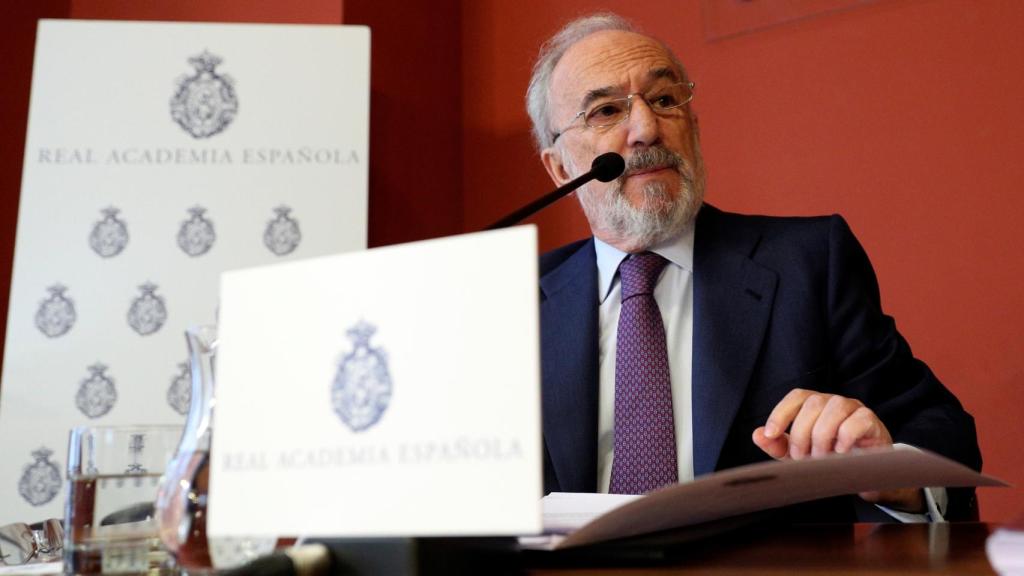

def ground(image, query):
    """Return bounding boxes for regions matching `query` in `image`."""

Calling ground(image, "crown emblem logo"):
[263,205,302,256]
[89,207,129,258]
[18,448,62,506]
[167,362,191,416]
[35,284,76,338]
[331,321,393,433]
[76,363,118,419]
[177,206,216,257]
[171,51,238,139]
[127,282,168,336]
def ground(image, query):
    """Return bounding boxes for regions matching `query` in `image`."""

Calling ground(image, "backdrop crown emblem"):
[264,205,301,256]
[18,447,61,507]
[127,282,168,336]
[177,205,216,257]
[76,363,117,419]
[171,50,238,139]
[89,206,129,258]
[167,362,191,416]
[35,284,76,338]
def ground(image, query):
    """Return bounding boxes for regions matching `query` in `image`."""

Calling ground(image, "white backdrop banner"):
[0,20,369,523]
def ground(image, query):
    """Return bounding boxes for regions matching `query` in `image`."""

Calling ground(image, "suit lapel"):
[692,206,778,477]
[539,240,600,492]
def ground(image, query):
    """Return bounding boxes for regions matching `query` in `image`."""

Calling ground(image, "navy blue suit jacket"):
[539,205,982,520]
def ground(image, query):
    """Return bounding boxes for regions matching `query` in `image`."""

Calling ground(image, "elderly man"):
[529,13,981,521]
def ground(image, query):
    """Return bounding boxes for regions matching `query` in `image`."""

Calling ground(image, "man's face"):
[541,30,705,252]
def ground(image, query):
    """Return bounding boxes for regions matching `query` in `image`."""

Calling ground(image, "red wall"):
[2,0,1021,521]
[344,0,464,247]
[67,0,343,24]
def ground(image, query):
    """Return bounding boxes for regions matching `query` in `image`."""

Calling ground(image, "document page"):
[526,447,1006,550]
[542,492,641,534]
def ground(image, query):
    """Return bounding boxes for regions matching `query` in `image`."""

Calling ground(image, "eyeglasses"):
[0,519,63,566]
[552,81,695,143]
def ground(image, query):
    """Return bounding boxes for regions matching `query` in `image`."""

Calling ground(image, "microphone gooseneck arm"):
[484,152,625,231]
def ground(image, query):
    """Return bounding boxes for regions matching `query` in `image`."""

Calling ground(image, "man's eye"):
[587,102,626,122]
[650,94,680,109]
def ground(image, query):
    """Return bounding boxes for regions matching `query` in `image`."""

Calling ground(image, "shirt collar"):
[594,224,695,303]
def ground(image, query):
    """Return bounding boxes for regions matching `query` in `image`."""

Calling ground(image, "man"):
[528,13,981,521]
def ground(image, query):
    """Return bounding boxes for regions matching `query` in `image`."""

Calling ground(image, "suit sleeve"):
[825,215,982,519]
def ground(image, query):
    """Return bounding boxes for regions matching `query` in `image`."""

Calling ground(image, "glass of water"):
[64,425,182,575]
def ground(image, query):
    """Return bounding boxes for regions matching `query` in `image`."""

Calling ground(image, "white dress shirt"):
[591,226,944,522]
[595,225,696,492]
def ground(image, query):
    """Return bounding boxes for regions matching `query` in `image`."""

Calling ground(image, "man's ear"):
[540,147,573,187]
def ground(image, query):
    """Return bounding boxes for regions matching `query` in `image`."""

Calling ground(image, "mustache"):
[617,147,692,185]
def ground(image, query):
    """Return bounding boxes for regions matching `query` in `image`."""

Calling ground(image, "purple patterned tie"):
[610,252,678,494]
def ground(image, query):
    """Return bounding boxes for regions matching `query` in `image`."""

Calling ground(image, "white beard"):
[569,146,705,251]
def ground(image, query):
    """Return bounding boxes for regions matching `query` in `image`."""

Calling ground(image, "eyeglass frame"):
[551,80,696,144]
[0,519,63,566]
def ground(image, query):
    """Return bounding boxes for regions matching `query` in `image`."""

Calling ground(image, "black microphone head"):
[591,152,626,182]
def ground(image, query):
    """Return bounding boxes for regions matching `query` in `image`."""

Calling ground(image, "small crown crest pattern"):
[89,207,129,258]
[263,206,302,256]
[76,363,118,419]
[177,206,216,257]
[18,448,62,506]
[127,282,168,336]
[167,362,191,416]
[35,284,76,338]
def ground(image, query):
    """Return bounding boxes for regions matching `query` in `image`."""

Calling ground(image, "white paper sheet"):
[541,492,640,534]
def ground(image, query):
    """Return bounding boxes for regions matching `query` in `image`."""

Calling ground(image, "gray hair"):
[525,13,688,151]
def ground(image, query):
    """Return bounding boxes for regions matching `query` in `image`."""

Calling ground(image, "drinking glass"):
[64,425,182,575]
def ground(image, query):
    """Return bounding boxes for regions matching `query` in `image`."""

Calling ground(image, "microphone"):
[484,152,625,230]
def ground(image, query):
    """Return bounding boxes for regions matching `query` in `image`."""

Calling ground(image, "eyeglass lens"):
[0,523,35,565]
[0,519,63,565]
[583,82,693,129]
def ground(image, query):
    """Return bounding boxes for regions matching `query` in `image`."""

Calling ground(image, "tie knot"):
[619,252,668,299]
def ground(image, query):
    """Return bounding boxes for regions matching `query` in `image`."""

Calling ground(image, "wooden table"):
[520,523,997,575]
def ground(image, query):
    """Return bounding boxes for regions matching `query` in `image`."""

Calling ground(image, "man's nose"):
[625,97,660,148]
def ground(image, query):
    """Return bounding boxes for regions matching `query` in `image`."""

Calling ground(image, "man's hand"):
[751,388,924,513]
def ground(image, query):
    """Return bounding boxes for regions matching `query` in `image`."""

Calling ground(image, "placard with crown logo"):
[0,20,369,525]
[211,226,542,537]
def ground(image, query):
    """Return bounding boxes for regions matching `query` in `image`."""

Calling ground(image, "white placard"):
[210,226,542,537]
[0,20,369,524]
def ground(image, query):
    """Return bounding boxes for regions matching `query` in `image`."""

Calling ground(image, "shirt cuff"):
[874,443,948,523]
[876,486,947,523]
